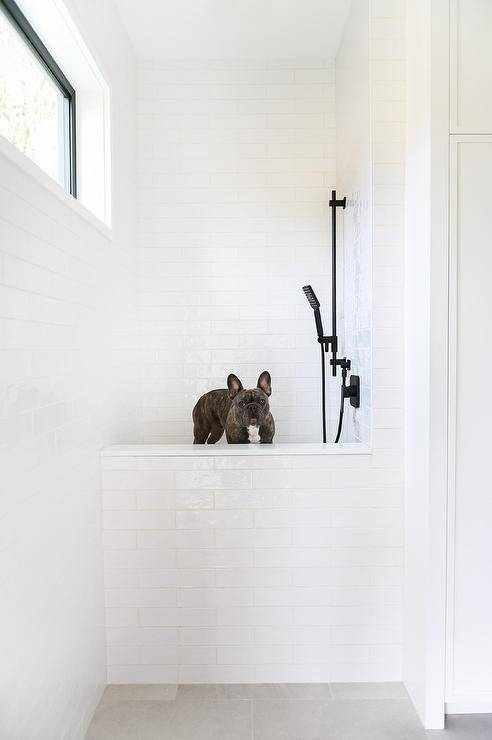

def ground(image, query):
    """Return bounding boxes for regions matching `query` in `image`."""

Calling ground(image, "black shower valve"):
[344,375,360,408]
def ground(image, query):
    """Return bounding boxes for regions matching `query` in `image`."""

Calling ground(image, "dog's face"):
[227,371,272,428]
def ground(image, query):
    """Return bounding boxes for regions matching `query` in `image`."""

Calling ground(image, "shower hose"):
[334,372,347,443]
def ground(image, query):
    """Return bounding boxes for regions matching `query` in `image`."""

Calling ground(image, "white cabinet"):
[451,0,492,133]
[447,136,492,710]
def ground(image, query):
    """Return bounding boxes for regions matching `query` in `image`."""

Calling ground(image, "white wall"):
[135,60,340,444]
[404,0,432,725]
[102,447,403,684]
[0,0,137,737]
[336,0,372,444]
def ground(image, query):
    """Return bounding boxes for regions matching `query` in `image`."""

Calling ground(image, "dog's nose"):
[248,404,259,424]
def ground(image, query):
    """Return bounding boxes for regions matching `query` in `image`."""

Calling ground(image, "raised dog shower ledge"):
[102,443,371,457]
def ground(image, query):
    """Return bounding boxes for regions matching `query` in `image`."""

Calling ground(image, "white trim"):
[449,0,459,132]
[446,698,492,714]
[101,443,372,458]
[0,134,113,240]
[425,0,451,728]
[445,133,458,710]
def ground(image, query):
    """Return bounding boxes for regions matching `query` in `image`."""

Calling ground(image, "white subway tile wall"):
[336,0,372,445]
[0,2,138,733]
[136,60,343,443]
[370,0,405,456]
[0,0,406,728]
[103,0,406,685]
[102,451,403,683]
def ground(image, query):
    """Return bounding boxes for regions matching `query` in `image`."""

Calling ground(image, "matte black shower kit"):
[302,190,360,444]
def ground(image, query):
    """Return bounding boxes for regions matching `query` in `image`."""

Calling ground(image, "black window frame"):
[0,0,77,196]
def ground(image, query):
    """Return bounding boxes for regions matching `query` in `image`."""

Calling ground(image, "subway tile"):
[137,568,215,588]
[103,531,137,550]
[140,645,216,665]
[218,606,294,626]
[215,567,292,588]
[215,528,292,548]
[136,529,214,549]
[105,608,139,628]
[179,626,255,645]
[178,665,255,683]
[104,549,177,569]
[105,588,177,608]
[254,508,331,528]
[254,547,332,568]
[107,665,178,684]
[217,645,292,664]
[177,548,254,568]
[106,646,140,665]
[106,626,179,646]
[103,510,175,530]
[176,470,252,490]
[293,604,401,626]
[177,587,254,607]
[139,607,217,627]
[104,569,139,588]
[176,509,253,529]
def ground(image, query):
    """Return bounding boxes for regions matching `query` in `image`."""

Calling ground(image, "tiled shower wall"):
[0,1,138,736]
[136,61,341,443]
[102,449,402,684]
[336,0,372,445]
[103,0,407,685]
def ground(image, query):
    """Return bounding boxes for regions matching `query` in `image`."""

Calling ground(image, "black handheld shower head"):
[302,285,324,341]
[302,284,320,310]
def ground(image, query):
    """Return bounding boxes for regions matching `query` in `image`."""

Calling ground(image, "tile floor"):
[85,683,492,740]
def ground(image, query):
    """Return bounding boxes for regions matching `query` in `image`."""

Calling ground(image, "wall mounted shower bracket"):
[329,195,347,209]
[318,335,337,351]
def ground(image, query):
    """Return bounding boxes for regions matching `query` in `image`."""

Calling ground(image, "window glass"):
[0,6,66,186]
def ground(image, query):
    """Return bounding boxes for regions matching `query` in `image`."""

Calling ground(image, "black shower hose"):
[334,373,347,443]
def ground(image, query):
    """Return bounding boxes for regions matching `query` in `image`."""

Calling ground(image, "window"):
[0,0,76,195]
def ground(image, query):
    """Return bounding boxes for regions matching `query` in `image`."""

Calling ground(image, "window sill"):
[0,134,113,241]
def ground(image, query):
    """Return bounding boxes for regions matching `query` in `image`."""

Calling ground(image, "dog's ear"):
[227,373,243,399]
[257,371,271,396]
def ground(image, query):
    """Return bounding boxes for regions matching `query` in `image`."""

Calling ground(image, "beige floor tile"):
[98,683,177,708]
[329,682,407,700]
[143,699,252,740]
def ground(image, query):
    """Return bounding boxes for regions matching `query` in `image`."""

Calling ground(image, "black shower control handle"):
[345,375,360,408]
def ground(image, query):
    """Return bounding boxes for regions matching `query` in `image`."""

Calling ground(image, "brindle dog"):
[192,372,275,444]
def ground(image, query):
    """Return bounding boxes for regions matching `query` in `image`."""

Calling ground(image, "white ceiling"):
[113,0,351,61]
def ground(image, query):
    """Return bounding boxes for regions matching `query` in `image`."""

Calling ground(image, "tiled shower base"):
[85,681,492,739]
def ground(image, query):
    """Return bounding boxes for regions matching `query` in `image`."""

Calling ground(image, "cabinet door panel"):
[451,0,492,132]
[449,138,492,700]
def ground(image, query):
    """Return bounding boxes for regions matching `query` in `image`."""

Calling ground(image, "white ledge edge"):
[101,443,372,457]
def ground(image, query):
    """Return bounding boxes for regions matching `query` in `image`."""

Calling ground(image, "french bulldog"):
[192,371,275,444]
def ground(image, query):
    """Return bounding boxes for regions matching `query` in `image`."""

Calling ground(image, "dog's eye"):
[260,398,265,405]
[239,401,245,407]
